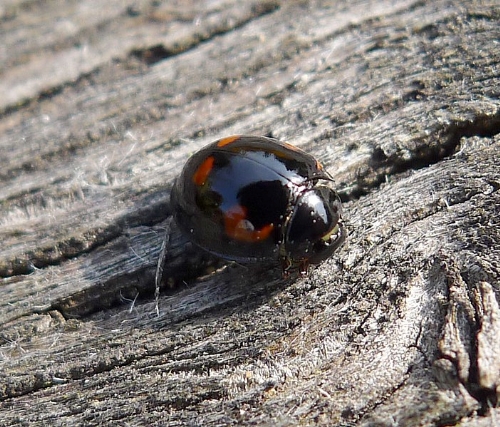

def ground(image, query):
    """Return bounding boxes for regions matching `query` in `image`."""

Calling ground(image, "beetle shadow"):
[72,188,292,322]
[151,215,294,322]
[141,258,293,330]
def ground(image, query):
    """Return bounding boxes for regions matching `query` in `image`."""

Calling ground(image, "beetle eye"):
[286,186,345,263]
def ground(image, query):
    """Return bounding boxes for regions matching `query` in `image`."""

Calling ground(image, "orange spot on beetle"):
[224,205,274,243]
[283,141,301,152]
[193,156,215,186]
[217,135,241,147]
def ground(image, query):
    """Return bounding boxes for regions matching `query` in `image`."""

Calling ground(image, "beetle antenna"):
[154,230,169,317]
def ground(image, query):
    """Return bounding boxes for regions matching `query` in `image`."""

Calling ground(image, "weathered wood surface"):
[1,0,499,425]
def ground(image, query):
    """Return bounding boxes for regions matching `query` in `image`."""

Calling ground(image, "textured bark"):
[1,0,499,425]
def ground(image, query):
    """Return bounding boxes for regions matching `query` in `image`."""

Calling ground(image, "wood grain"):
[1,0,499,425]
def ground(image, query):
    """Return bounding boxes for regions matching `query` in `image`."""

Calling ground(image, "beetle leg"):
[154,222,173,317]
[280,256,293,279]
[154,240,166,317]
[298,259,310,277]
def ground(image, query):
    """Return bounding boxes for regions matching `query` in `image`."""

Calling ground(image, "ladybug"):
[165,135,346,278]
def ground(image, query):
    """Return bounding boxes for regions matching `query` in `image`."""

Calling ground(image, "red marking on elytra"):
[192,156,214,186]
[217,135,241,147]
[282,141,301,152]
[224,205,274,243]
